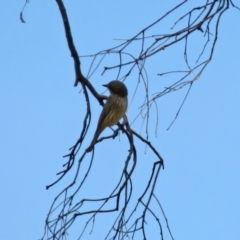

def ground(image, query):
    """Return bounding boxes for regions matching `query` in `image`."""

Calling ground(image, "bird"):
[86,80,128,152]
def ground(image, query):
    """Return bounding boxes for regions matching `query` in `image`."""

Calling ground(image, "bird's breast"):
[104,96,128,126]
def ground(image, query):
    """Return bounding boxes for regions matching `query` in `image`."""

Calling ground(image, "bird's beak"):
[102,84,108,88]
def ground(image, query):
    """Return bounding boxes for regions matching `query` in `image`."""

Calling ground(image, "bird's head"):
[103,80,128,98]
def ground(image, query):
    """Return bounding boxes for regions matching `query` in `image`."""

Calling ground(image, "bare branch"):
[39,1,238,239]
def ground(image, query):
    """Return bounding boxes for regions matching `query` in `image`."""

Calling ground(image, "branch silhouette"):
[36,0,240,239]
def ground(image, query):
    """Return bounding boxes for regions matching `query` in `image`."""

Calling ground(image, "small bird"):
[86,80,128,152]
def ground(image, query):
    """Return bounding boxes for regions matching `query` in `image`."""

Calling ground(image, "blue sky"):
[1,1,240,240]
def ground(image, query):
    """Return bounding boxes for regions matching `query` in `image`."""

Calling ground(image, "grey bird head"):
[103,80,128,98]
